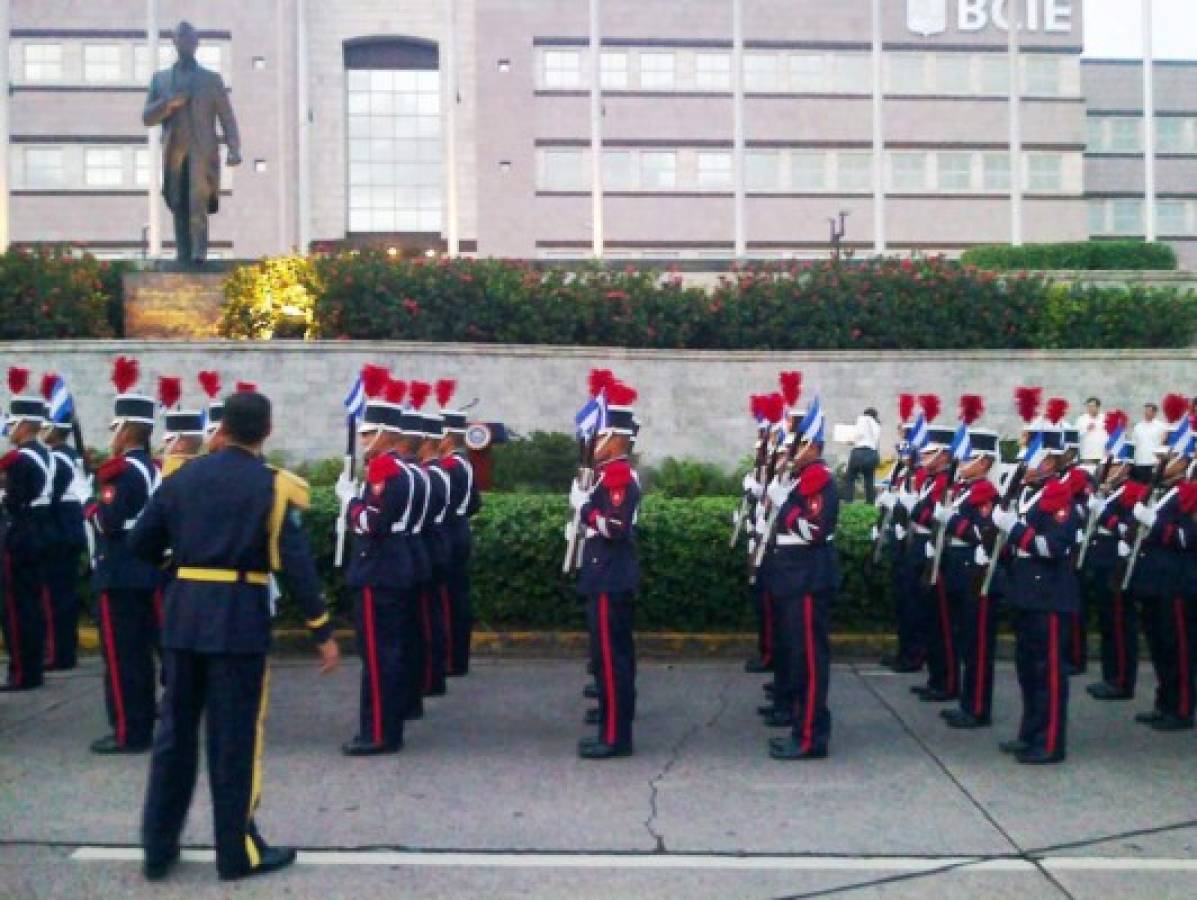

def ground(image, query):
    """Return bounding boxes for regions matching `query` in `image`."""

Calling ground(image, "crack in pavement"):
[643,670,735,853]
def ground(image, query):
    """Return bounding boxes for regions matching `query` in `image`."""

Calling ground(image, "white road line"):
[69,848,1197,874]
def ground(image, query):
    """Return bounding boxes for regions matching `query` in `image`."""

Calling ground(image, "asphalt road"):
[2,656,1195,899]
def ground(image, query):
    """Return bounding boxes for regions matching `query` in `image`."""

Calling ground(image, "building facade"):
[2,0,1191,266]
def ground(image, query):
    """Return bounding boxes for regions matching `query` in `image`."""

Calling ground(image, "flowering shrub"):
[220,254,320,339]
[0,248,114,339]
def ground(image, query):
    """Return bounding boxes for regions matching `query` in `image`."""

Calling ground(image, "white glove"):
[1117,540,1131,559]
[869,525,879,542]
[924,541,935,560]
[742,473,763,499]
[569,479,590,511]
[894,525,907,542]
[932,503,952,525]
[766,477,794,508]
[1087,494,1105,514]
[896,490,916,509]
[564,522,577,543]
[334,472,357,504]
[1132,502,1157,529]
[876,491,896,511]
[754,516,769,537]
[70,472,94,504]
[993,507,1018,534]
[973,545,990,567]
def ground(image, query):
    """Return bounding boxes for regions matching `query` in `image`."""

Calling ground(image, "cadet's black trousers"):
[586,592,635,748]
[893,540,930,669]
[2,550,45,689]
[753,581,775,670]
[445,545,474,675]
[42,543,83,670]
[354,586,415,748]
[1146,594,1195,721]
[777,589,833,754]
[416,581,448,697]
[926,575,960,698]
[142,650,272,878]
[1013,610,1070,757]
[96,588,157,747]
[946,552,996,721]
[1084,563,1138,694]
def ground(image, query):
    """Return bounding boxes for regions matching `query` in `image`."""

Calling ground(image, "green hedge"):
[297,490,889,633]
[961,241,1177,271]
[0,248,115,339]
[219,252,1197,350]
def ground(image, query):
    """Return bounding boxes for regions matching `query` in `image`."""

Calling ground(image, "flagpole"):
[588,0,603,259]
[1008,8,1022,247]
[0,0,10,251]
[1142,0,1156,242]
[146,0,162,259]
[732,0,746,260]
[871,0,886,255]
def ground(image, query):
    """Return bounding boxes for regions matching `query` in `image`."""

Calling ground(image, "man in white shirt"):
[1075,397,1107,464]
[843,408,882,503]
[1131,402,1167,478]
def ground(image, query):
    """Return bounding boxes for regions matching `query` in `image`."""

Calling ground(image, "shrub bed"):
[0,248,115,339]
[961,240,1177,271]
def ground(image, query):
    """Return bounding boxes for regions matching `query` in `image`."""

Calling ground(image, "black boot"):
[341,737,402,756]
[90,734,151,755]
[1087,682,1133,701]
[219,846,298,882]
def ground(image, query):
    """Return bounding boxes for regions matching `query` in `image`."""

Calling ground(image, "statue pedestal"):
[123,270,225,338]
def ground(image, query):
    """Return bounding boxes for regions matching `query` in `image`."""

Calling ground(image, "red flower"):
[403,298,421,314]
[461,274,474,283]
[851,328,862,341]
[900,258,914,272]
[606,290,629,302]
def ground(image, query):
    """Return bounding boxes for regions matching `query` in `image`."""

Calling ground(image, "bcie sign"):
[907,0,1075,36]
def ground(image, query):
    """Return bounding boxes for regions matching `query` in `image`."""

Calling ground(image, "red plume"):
[762,393,785,425]
[588,368,616,398]
[435,379,457,408]
[918,393,941,423]
[779,371,802,408]
[749,394,763,420]
[1014,386,1042,424]
[385,378,408,406]
[8,367,30,396]
[1046,397,1069,425]
[111,357,139,394]
[898,393,916,423]
[1103,410,1128,436]
[198,370,222,399]
[40,373,59,401]
[157,376,182,410]
[958,394,984,426]
[409,381,432,410]
[361,364,390,399]
[606,381,638,407]
[1162,392,1189,424]
[235,381,257,394]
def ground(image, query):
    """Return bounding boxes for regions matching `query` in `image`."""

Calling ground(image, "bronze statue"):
[143,22,241,267]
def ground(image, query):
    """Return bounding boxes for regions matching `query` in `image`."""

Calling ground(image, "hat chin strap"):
[594,431,615,455]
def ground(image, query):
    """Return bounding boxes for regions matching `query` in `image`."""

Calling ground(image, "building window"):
[696,151,732,189]
[890,152,927,191]
[600,52,628,90]
[745,151,781,191]
[603,150,635,190]
[979,55,1009,95]
[23,43,63,81]
[23,148,65,188]
[543,50,582,89]
[1111,199,1143,235]
[197,45,223,75]
[832,54,870,93]
[1156,118,1188,153]
[1088,200,1107,235]
[695,53,731,91]
[836,152,872,191]
[346,54,442,232]
[1157,200,1187,236]
[937,152,972,191]
[135,42,224,81]
[744,53,782,92]
[982,153,1010,191]
[935,54,972,94]
[1086,118,1105,152]
[639,52,675,90]
[84,148,125,187]
[790,151,827,190]
[888,53,927,94]
[135,149,151,187]
[1027,153,1062,191]
[1024,56,1059,96]
[640,150,677,189]
[540,149,586,190]
[84,44,123,82]
[1108,119,1141,153]
[789,53,826,92]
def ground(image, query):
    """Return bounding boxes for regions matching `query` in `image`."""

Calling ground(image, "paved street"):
[2,657,1195,899]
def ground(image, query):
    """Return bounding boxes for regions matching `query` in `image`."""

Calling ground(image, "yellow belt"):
[176,567,270,586]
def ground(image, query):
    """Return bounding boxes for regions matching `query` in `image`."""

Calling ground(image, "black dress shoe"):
[0,681,43,692]
[1016,749,1065,765]
[999,739,1029,754]
[405,705,424,721]
[341,737,402,756]
[423,686,447,698]
[890,660,924,674]
[762,711,794,728]
[756,704,777,717]
[945,712,991,729]
[939,708,958,721]
[1087,682,1133,701]
[144,848,180,881]
[1135,709,1164,725]
[763,683,776,697]
[219,846,298,882]
[447,669,467,678]
[583,684,599,700]
[910,685,931,697]
[769,737,827,760]
[878,654,899,668]
[919,689,957,703]
[744,657,771,674]
[578,741,633,759]
[90,735,151,755]
[1150,714,1195,732]
[584,708,601,725]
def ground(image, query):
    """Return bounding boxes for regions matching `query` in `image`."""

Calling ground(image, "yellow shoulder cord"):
[161,454,196,479]
[268,467,311,572]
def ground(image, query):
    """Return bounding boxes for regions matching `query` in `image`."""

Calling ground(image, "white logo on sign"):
[907,0,948,37]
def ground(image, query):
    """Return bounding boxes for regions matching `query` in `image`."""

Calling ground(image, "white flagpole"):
[444,0,460,257]
[1008,8,1022,246]
[0,0,9,251]
[732,0,745,259]
[871,0,885,255]
[588,0,603,258]
[147,0,162,258]
[1142,0,1156,242]
[296,0,311,252]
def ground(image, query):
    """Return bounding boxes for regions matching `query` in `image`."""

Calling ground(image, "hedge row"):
[219,252,1197,350]
[0,248,116,340]
[960,240,1178,271]
[296,490,889,633]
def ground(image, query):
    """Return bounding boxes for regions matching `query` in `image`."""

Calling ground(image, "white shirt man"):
[1132,406,1167,467]
[1075,399,1107,463]
[854,413,881,451]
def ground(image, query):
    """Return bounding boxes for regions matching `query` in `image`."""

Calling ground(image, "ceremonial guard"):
[1060,421,1093,673]
[740,391,784,679]
[85,359,162,752]
[436,380,482,676]
[160,381,207,478]
[131,389,338,882]
[198,370,225,449]
[992,404,1079,764]
[39,374,88,671]
[570,380,641,759]
[336,369,420,755]
[1,368,54,692]
[410,381,449,699]
[759,398,839,760]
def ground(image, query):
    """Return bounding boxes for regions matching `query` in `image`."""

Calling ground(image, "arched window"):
[345,37,441,234]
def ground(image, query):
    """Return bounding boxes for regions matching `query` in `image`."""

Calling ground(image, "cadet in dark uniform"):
[131,390,339,882]
[85,359,162,753]
[1059,426,1093,674]
[762,401,840,760]
[1,368,53,692]
[411,381,449,698]
[570,381,641,759]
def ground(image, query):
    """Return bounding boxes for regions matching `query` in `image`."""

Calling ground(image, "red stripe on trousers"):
[762,592,773,665]
[1114,592,1127,690]
[362,588,383,745]
[3,553,22,686]
[420,592,433,692]
[1175,597,1191,718]
[440,586,454,666]
[42,585,56,666]
[100,593,127,746]
[599,594,617,746]
[936,580,957,695]
[153,587,164,629]
[974,593,989,718]
[1046,614,1060,756]
[801,595,817,753]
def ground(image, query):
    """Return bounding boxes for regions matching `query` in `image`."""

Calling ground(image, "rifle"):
[924,458,961,587]
[333,416,356,568]
[1119,454,1170,591]
[1075,455,1116,572]
[870,451,908,564]
[563,432,597,575]
[731,424,769,548]
[69,411,98,570]
[979,456,1031,597]
[749,430,800,580]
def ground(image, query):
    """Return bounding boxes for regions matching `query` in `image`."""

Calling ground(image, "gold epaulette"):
[267,466,311,571]
[162,454,197,479]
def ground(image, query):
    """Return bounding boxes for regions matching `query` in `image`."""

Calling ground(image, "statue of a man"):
[142,22,241,267]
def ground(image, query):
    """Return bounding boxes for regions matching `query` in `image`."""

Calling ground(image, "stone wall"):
[2,341,1192,467]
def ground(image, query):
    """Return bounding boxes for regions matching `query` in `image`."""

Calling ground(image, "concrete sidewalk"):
[1,658,1195,899]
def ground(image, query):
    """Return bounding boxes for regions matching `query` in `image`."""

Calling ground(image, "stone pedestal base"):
[123,271,224,338]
